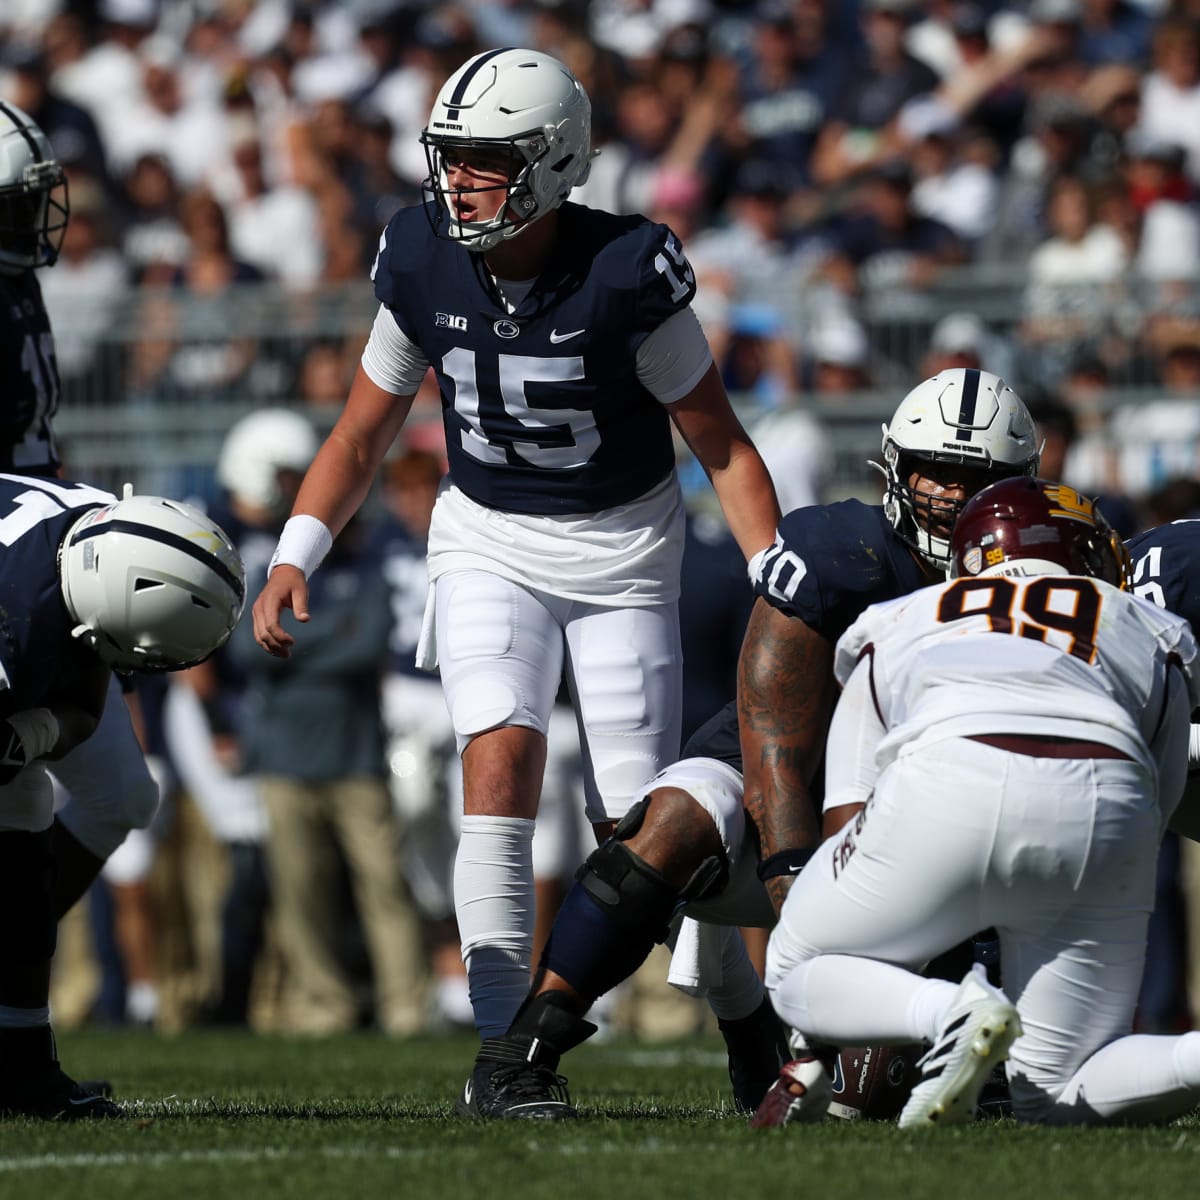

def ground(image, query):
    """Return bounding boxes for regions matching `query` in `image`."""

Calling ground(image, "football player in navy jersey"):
[251,48,781,1113]
[0,474,243,1118]
[1126,519,1200,1019]
[0,102,170,970]
[454,368,1041,1120]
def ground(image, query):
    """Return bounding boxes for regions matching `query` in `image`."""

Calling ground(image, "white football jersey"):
[834,574,1200,777]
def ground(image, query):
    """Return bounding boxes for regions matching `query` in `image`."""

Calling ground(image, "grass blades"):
[0,1030,1196,1200]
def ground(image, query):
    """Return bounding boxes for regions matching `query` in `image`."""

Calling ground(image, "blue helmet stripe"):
[955,368,981,441]
[445,47,514,121]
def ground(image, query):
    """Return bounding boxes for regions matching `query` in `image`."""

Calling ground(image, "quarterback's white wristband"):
[8,708,60,761]
[1190,723,1200,770]
[268,515,333,580]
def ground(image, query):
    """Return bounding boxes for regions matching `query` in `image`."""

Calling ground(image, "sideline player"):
[250,49,780,1109]
[0,101,163,925]
[0,475,243,1118]
[761,478,1200,1127]
[457,368,1041,1118]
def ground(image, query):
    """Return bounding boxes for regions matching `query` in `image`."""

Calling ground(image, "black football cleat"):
[0,1026,123,1120]
[456,992,596,1121]
[457,1040,577,1120]
[0,1068,124,1121]
[718,996,792,1112]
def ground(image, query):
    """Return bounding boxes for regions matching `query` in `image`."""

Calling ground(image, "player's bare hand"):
[252,565,310,658]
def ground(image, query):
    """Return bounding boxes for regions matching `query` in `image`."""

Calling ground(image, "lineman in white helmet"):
[0,101,179,1063]
[0,98,68,275]
[0,473,242,1119]
[875,368,1041,570]
[252,46,782,1119]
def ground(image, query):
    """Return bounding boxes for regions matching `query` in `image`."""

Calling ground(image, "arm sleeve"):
[634,306,714,404]
[822,651,886,813]
[360,304,430,395]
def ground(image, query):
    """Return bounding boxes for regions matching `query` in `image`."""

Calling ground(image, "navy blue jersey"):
[0,271,61,474]
[0,474,112,714]
[1128,520,1200,636]
[686,500,927,769]
[372,201,697,515]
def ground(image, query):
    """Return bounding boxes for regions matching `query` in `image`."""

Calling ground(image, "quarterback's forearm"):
[668,365,781,560]
[738,600,834,914]
[708,441,782,563]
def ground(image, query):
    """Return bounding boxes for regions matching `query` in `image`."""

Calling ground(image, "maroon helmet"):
[949,477,1131,587]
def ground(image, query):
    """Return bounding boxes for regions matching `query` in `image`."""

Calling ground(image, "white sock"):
[1049,1032,1200,1124]
[771,953,942,1044]
[706,928,767,1021]
[454,814,536,1038]
[126,981,159,1026]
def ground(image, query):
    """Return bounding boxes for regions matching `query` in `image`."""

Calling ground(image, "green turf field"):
[0,1029,1197,1200]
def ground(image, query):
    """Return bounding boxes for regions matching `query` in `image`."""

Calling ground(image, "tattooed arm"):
[738,597,837,916]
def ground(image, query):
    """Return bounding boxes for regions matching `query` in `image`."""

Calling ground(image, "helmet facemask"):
[0,155,69,272]
[879,443,1037,571]
[421,125,574,252]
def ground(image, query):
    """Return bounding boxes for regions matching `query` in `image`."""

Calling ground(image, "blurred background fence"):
[49,265,1200,509]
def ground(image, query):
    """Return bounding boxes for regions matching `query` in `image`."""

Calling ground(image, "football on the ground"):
[826,1044,924,1121]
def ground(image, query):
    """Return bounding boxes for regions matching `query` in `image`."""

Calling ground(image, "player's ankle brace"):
[501,991,597,1069]
[0,828,55,963]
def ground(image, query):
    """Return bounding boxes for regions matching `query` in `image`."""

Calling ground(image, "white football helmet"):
[873,368,1040,570]
[216,408,318,517]
[420,47,595,252]
[0,100,69,273]
[59,492,246,673]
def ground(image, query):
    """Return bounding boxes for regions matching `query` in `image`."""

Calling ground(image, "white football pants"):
[436,569,682,1036]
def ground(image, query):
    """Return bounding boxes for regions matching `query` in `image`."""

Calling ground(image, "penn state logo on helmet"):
[59,490,246,672]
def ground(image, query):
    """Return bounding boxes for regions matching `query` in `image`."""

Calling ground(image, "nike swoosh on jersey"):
[549,328,586,343]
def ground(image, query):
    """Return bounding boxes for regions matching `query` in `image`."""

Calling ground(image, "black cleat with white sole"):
[456,992,596,1120]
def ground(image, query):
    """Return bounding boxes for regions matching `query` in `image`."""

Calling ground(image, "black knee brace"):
[576,798,729,943]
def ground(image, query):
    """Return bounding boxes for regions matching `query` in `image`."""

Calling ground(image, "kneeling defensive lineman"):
[764,478,1200,1127]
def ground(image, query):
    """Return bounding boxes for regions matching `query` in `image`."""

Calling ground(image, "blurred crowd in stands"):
[8,0,1200,1038]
